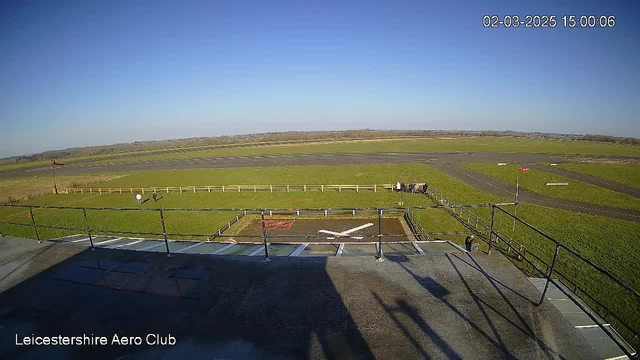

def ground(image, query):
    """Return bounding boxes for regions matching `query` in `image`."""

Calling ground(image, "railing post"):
[222,185,225,192]
[180,187,182,194]
[82,208,94,249]
[261,211,270,262]
[374,184,377,192]
[238,185,241,192]
[270,185,273,193]
[28,206,40,242]
[304,185,306,192]
[119,188,122,194]
[159,209,171,256]
[488,205,496,255]
[208,186,211,193]
[193,186,196,193]
[287,185,289,192]
[321,185,323,192]
[376,209,384,260]
[539,243,561,305]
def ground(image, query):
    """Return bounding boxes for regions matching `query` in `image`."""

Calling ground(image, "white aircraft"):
[318,223,374,240]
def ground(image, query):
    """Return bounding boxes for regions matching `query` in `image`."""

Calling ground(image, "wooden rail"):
[64,184,395,195]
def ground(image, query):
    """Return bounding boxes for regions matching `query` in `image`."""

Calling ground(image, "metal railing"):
[64,184,395,194]
[423,186,638,357]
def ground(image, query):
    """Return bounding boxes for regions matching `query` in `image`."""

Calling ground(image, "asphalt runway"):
[2,151,638,221]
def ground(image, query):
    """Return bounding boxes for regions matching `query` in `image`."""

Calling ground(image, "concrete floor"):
[0,236,600,359]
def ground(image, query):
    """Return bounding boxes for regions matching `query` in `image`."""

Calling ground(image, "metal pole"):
[488,205,496,254]
[28,206,40,242]
[83,208,94,249]
[159,209,171,256]
[51,163,58,195]
[261,211,270,262]
[539,243,561,305]
[376,209,384,260]
[513,175,518,231]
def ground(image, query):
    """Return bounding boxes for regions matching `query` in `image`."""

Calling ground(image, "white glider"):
[318,223,374,240]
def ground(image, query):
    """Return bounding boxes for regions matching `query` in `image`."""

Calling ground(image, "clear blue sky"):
[1,0,639,157]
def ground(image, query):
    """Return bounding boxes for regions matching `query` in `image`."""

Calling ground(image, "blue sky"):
[1,0,639,157]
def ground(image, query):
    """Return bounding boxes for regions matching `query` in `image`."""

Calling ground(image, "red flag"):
[51,160,65,166]
[520,167,529,172]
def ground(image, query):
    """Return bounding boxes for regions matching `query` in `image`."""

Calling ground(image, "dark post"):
[82,208,94,249]
[539,243,561,306]
[376,209,383,260]
[488,205,496,254]
[51,163,58,195]
[159,209,171,256]
[28,206,40,242]
[261,211,270,262]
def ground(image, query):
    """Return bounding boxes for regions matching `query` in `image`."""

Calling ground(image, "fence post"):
[208,186,211,193]
[82,208,94,249]
[488,205,496,255]
[254,185,256,192]
[180,187,182,194]
[321,185,324,192]
[339,185,341,192]
[304,185,306,192]
[166,187,169,193]
[539,243,561,305]
[374,184,377,192]
[142,188,144,194]
[90,188,92,194]
[376,209,384,260]
[261,211,270,262]
[238,185,241,192]
[270,185,273,193]
[28,206,40,242]
[287,185,290,192]
[159,209,171,256]
[119,188,122,194]
[193,186,196,193]
[130,188,133,194]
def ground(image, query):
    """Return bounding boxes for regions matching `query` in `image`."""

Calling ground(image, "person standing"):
[396,181,401,192]
[135,193,142,205]
[465,235,476,252]
[152,190,158,202]
[423,183,428,194]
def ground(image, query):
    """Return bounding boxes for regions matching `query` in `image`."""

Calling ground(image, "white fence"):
[65,184,395,194]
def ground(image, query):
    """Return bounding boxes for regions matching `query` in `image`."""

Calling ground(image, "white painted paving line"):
[174,241,205,253]
[110,240,144,249]
[93,237,124,247]
[137,241,173,251]
[210,243,236,255]
[412,242,426,255]
[575,324,610,329]
[336,243,345,257]
[64,237,90,244]
[290,243,308,257]
[248,246,266,256]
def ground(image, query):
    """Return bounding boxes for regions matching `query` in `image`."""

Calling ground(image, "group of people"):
[396,181,428,194]
[134,190,159,205]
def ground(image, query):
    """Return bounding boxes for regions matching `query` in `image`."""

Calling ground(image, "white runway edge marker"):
[174,241,205,253]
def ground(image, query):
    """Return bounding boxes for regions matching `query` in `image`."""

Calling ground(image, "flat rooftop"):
[0,236,600,359]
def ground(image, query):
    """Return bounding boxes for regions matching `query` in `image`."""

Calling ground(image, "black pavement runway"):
[430,163,640,223]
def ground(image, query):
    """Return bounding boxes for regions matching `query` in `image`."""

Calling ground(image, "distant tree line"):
[2,129,638,165]
[578,134,640,146]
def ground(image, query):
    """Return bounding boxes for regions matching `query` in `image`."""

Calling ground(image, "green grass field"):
[558,163,640,188]
[458,163,640,211]
[72,137,640,166]
[1,163,638,340]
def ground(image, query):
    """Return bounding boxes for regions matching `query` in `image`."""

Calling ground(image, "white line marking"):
[412,242,426,255]
[336,243,345,257]
[575,324,610,329]
[447,240,469,253]
[64,237,90,244]
[137,241,172,251]
[174,242,205,253]
[290,243,308,257]
[110,240,143,249]
[248,246,266,256]
[94,237,123,246]
[211,243,235,255]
